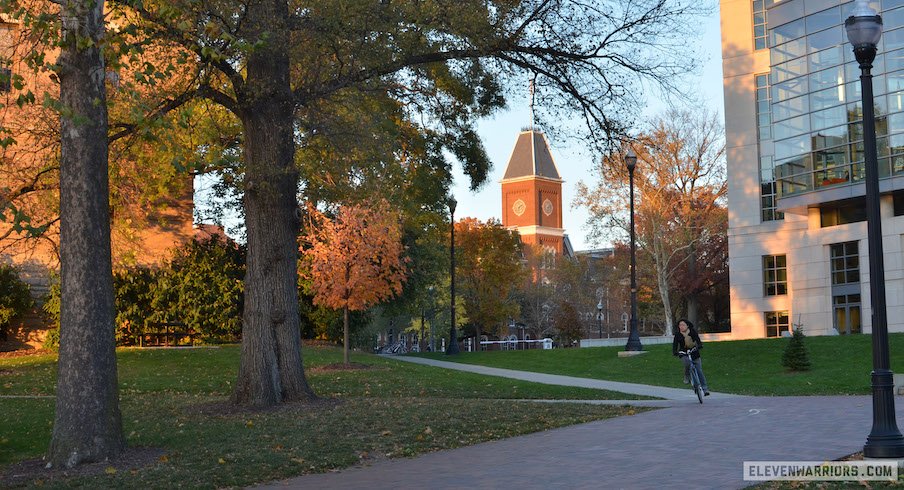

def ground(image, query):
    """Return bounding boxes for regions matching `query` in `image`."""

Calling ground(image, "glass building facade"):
[773,1,904,198]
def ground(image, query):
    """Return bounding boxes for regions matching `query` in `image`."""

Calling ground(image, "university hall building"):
[722,0,904,338]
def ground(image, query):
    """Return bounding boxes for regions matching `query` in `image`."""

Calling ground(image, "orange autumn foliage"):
[302,200,408,312]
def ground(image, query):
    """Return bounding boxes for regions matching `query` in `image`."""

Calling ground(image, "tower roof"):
[502,130,562,181]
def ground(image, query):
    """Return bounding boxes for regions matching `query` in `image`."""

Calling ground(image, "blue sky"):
[451,9,726,252]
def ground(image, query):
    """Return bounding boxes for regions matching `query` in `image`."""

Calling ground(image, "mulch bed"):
[1,447,166,488]
[0,348,52,359]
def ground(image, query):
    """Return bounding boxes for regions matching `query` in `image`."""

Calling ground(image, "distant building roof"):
[575,248,615,260]
[563,235,574,258]
[194,223,231,244]
[502,130,562,181]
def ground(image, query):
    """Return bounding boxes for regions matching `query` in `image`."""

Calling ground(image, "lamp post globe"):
[446,197,460,355]
[624,147,642,352]
[845,0,904,458]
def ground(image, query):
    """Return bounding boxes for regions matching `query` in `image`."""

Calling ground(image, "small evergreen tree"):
[782,324,811,371]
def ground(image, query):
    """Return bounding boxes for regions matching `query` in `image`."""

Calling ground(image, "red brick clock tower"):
[500,130,564,254]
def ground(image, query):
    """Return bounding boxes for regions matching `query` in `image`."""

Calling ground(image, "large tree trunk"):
[652,238,674,336]
[232,0,314,406]
[49,0,124,468]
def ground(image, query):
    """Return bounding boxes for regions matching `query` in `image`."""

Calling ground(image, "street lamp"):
[597,300,603,339]
[625,147,642,351]
[428,286,435,352]
[846,0,904,458]
[446,197,460,355]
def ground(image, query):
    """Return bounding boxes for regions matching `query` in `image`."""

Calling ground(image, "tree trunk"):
[49,0,124,468]
[232,0,314,406]
[653,238,674,336]
[686,242,699,325]
[343,306,350,365]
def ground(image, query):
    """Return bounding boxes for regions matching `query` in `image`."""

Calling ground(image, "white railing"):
[479,338,553,351]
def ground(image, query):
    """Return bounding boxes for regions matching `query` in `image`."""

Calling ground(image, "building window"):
[753,0,768,50]
[763,254,787,296]
[761,181,783,221]
[755,74,772,140]
[830,241,859,286]
[757,74,783,222]
[765,310,790,338]
[820,198,867,227]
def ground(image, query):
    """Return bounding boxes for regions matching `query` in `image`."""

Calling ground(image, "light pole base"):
[864,437,904,459]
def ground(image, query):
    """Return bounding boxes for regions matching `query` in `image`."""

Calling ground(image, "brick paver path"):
[255,357,901,489]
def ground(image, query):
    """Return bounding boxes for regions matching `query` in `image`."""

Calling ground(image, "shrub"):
[165,235,244,342]
[0,264,33,341]
[42,276,60,349]
[45,235,245,346]
[114,267,162,345]
[782,326,811,371]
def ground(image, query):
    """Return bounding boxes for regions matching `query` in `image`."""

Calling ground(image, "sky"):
[195,8,726,246]
[450,9,726,252]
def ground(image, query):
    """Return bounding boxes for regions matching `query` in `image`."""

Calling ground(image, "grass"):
[0,345,645,488]
[416,333,904,396]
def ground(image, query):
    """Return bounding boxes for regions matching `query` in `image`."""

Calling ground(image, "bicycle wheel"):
[691,367,703,404]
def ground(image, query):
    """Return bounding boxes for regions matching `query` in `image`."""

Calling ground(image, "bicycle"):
[678,347,705,404]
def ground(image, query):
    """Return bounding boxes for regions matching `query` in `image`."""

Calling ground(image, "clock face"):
[513,199,526,217]
[542,199,554,216]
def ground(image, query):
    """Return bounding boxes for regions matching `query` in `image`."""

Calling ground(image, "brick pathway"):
[254,357,902,489]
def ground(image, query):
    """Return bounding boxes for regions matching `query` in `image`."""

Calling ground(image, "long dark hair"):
[677,318,695,333]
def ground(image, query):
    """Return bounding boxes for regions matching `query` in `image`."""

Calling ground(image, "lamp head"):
[845,0,882,63]
[625,148,637,172]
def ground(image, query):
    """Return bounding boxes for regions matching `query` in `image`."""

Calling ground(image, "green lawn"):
[416,333,904,396]
[0,345,645,488]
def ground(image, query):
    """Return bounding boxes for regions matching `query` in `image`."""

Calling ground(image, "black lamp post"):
[446,197,460,355]
[625,148,643,351]
[846,0,904,458]
[597,300,604,339]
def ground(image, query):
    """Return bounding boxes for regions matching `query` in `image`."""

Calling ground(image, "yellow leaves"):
[380,430,393,436]
[218,458,226,465]
[104,466,117,475]
[158,454,169,463]
[423,426,433,435]
[245,420,254,428]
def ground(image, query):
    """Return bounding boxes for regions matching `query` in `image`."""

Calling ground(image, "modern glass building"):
[722,0,904,338]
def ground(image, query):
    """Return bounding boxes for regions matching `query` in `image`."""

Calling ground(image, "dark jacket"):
[673,327,703,360]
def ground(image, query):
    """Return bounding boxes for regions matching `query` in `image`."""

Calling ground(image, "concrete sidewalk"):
[386,355,742,401]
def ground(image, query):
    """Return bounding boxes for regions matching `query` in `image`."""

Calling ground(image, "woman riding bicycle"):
[673,319,710,396]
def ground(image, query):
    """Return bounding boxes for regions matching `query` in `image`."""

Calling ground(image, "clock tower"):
[500,130,565,254]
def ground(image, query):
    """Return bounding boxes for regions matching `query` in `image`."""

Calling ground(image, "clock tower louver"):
[500,130,565,254]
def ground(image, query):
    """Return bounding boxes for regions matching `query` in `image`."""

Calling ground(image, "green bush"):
[0,264,33,341]
[44,235,245,346]
[42,275,60,349]
[164,236,244,342]
[114,267,162,345]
